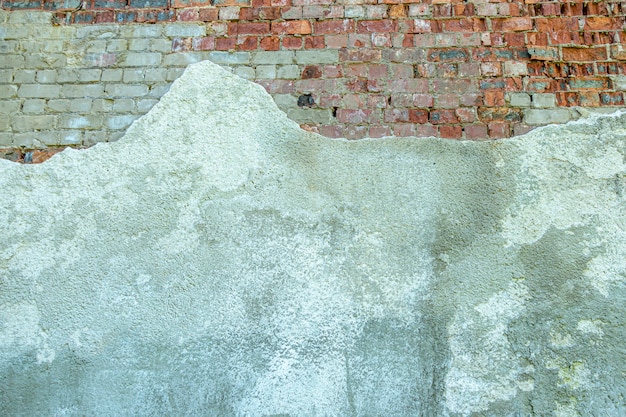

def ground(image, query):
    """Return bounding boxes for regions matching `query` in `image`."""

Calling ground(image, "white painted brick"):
[531,93,556,108]
[129,38,151,51]
[107,39,128,52]
[69,99,92,113]
[0,115,10,131]
[84,131,108,146]
[57,115,103,130]
[0,40,17,53]
[209,52,250,65]
[137,98,158,113]
[101,69,123,82]
[0,133,12,146]
[161,52,209,67]
[58,130,83,146]
[0,69,13,83]
[113,99,135,112]
[13,70,36,83]
[76,25,119,39]
[147,84,170,98]
[25,54,66,68]
[11,115,56,132]
[106,115,140,130]
[509,93,531,107]
[235,66,255,80]
[124,25,162,38]
[18,84,61,98]
[524,108,570,125]
[57,69,79,83]
[277,65,300,79]
[47,99,71,112]
[144,68,166,82]
[149,39,172,53]
[22,99,46,114]
[164,24,206,38]
[8,10,52,24]
[105,84,149,97]
[79,69,102,82]
[62,84,104,98]
[92,99,114,112]
[256,65,277,79]
[120,52,162,67]
[296,50,339,64]
[504,61,528,76]
[166,68,185,81]
[0,100,20,114]
[0,85,17,99]
[36,70,57,84]
[123,69,146,83]
[14,132,57,147]
[253,51,294,65]
[0,54,24,69]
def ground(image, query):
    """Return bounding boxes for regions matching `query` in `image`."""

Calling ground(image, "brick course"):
[1,1,626,160]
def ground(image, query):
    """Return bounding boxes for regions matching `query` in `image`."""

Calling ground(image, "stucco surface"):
[1,61,625,416]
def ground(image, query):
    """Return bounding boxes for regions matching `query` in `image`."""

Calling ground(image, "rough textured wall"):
[1,1,626,155]
[1,60,625,416]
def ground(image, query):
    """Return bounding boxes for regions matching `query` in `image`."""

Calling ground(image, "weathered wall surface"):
[1,1,626,153]
[1,61,625,416]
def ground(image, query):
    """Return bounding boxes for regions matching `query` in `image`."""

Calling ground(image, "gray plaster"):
[1,61,625,416]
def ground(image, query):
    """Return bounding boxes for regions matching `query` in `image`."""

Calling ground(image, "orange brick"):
[491,17,532,31]
[562,47,608,62]
[271,20,312,35]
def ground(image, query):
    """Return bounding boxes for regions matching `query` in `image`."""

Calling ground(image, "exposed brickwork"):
[1,1,626,161]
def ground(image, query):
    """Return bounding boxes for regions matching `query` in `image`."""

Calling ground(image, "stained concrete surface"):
[0,61,625,416]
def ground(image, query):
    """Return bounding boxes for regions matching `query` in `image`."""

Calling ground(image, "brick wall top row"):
[3,0,626,25]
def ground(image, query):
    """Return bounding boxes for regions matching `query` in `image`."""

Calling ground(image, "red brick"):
[488,122,510,139]
[304,36,324,49]
[439,125,463,139]
[238,36,258,51]
[412,93,434,108]
[364,95,386,109]
[369,126,392,138]
[409,109,429,123]
[429,109,458,124]
[272,20,312,35]
[556,92,580,107]
[322,65,342,78]
[454,2,474,17]
[260,36,280,50]
[192,36,215,50]
[357,20,397,33]
[562,47,608,62]
[282,36,303,49]
[534,17,577,32]
[484,91,505,106]
[325,34,348,49]
[198,7,218,21]
[313,20,355,34]
[491,17,532,31]
[464,124,488,140]
[177,8,199,21]
[337,109,376,124]
[442,18,486,32]
[455,108,475,123]
[503,32,525,46]
[540,3,560,16]
[584,16,624,31]
[318,125,343,138]
[215,37,236,51]
[460,93,483,106]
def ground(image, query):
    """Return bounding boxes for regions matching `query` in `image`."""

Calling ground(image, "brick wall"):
[1,1,626,161]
